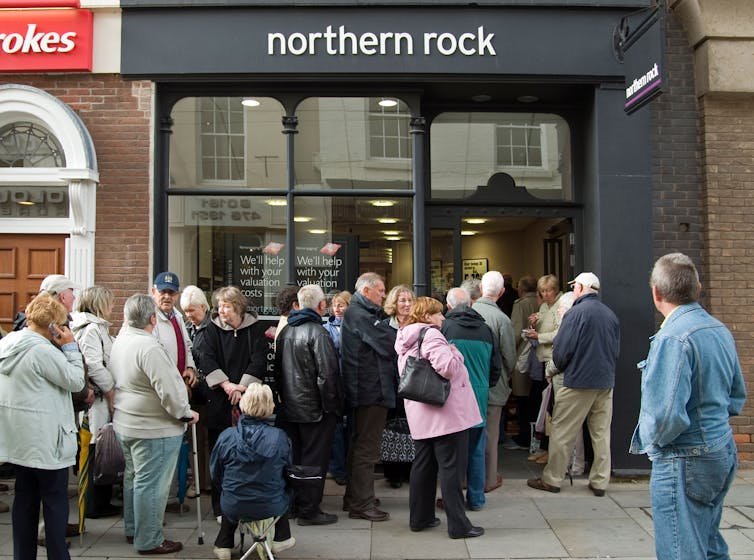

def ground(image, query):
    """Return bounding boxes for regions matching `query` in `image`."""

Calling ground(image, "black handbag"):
[397,327,450,406]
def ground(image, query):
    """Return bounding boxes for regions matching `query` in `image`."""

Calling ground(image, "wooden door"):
[0,234,66,333]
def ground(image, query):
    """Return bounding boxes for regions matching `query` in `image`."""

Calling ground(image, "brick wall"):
[701,94,754,466]
[654,12,753,467]
[0,74,153,319]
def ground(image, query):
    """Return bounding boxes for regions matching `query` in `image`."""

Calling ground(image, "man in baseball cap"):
[39,275,79,313]
[567,272,600,292]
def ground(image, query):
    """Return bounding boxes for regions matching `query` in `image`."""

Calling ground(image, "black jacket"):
[194,312,268,430]
[275,308,343,423]
[340,292,396,409]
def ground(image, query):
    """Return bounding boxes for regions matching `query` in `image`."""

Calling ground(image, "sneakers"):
[271,536,296,553]
[216,515,222,525]
[213,547,232,560]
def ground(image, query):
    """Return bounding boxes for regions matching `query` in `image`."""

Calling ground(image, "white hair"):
[297,284,326,311]
[446,287,471,308]
[180,285,209,310]
[480,270,504,297]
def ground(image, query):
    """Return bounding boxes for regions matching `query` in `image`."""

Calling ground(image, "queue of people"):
[0,254,745,560]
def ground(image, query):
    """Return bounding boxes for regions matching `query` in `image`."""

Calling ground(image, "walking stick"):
[190,423,205,545]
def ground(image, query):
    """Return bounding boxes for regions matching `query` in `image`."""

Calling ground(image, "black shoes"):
[410,517,441,532]
[348,507,390,522]
[588,483,606,497]
[450,526,484,539]
[297,511,338,526]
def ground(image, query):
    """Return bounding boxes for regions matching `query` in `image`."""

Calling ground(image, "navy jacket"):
[210,416,291,522]
[340,292,396,409]
[552,293,620,390]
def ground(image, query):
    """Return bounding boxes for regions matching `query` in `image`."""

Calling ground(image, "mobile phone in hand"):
[48,324,62,340]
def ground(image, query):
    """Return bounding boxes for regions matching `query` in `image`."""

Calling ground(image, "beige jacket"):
[533,293,562,363]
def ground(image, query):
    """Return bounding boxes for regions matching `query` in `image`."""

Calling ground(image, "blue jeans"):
[465,427,486,509]
[118,433,183,551]
[650,436,737,560]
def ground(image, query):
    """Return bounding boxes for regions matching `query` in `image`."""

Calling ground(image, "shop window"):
[496,124,542,168]
[430,112,572,202]
[167,194,413,318]
[170,97,286,189]
[0,122,65,168]
[368,99,411,160]
[295,97,412,190]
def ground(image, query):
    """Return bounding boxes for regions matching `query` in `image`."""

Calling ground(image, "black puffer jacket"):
[275,308,343,423]
[340,292,396,409]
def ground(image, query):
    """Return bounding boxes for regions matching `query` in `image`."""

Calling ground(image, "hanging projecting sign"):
[0,8,93,72]
[616,6,665,114]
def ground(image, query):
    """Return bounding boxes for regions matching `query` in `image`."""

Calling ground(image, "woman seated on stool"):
[210,384,294,560]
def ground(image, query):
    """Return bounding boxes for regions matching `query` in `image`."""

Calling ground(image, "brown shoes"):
[348,507,390,522]
[527,478,560,493]
[138,539,183,555]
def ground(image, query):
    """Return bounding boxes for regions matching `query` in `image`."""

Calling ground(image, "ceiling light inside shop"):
[265,199,287,206]
[242,98,261,107]
[378,98,399,108]
[308,229,327,234]
[465,218,487,224]
[471,94,492,102]
[17,200,35,206]
[371,200,395,207]
[461,230,477,236]
[293,216,312,222]
[382,230,400,236]
[386,236,402,241]
[517,95,539,103]
[377,217,398,224]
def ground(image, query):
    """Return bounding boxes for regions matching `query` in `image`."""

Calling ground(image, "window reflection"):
[430,112,571,201]
[295,97,412,190]
[170,96,286,189]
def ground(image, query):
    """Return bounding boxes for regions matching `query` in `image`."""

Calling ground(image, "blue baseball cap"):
[154,271,180,292]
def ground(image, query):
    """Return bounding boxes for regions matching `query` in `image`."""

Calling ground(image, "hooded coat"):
[0,329,85,469]
[210,415,291,522]
[441,306,502,423]
[394,323,481,440]
[196,312,268,430]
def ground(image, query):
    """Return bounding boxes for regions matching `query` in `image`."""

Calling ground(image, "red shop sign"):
[0,9,92,72]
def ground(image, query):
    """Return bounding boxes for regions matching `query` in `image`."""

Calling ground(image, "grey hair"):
[480,270,504,297]
[651,253,700,305]
[460,278,481,301]
[447,287,471,308]
[558,291,577,312]
[355,272,384,294]
[180,285,209,310]
[124,293,157,329]
[297,284,326,311]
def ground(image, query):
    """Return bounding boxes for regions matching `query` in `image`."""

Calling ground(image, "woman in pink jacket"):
[394,297,484,540]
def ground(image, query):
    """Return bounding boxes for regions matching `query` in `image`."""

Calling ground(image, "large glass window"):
[430,112,571,201]
[167,195,413,317]
[295,97,412,190]
[170,97,286,189]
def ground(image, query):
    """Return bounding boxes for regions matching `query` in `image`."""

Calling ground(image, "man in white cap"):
[39,275,78,314]
[527,272,620,496]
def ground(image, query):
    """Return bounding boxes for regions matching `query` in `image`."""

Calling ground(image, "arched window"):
[0,121,65,168]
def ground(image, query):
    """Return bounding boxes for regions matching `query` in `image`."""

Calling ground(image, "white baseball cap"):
[568,272,600,291]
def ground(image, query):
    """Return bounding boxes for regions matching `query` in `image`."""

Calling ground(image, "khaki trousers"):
[542,387,613,490]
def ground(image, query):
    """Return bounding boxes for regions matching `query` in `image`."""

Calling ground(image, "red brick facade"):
[0,74,153,312]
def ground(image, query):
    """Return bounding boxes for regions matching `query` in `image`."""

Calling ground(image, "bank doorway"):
[428,211,576,299]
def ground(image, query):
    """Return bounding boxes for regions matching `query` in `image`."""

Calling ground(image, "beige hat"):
[39,274,78,295]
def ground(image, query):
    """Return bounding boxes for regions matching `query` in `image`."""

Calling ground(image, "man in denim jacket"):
[630,253,746,560]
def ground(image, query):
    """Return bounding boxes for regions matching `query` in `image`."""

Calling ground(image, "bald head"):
[446,287,471,310]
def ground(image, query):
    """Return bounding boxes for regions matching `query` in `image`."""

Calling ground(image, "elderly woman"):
[381,284,415,488]
[0,293,85,559]
[193,286,294,554]
[70,285,119,519]
[394,297,484,540]
[210,383,293,560]
[523,274,562,461]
